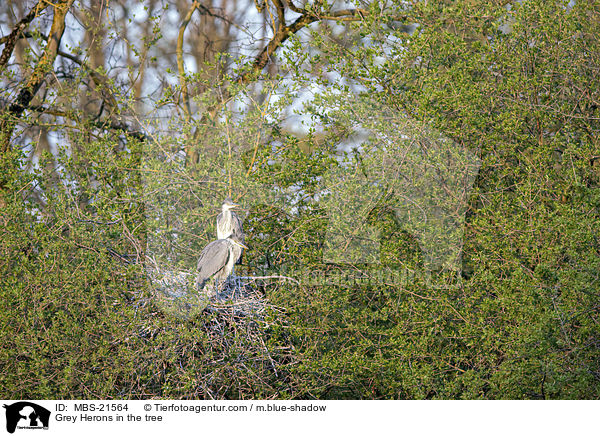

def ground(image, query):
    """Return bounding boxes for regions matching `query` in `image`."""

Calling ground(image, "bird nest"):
[145,262,273,321]
[205,276,270,317]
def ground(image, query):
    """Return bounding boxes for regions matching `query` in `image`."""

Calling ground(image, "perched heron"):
[217,198,244,240]
[195,235,247,297]
[216,197,245,264]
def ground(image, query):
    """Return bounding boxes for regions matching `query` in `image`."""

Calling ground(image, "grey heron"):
[217,198,244,242]
[217,197,245,265]
[195,235,248,297]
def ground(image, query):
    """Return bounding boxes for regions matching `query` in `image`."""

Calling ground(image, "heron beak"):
[238,241,249,249]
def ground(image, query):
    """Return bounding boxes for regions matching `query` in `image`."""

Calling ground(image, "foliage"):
[1,0,599,399]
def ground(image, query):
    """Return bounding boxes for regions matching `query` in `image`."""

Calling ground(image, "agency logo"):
[3,402,50,434]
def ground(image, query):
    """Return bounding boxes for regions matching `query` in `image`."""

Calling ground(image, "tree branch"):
[236,7,366,85]
[283,0,304,15]
[0,31,34,47]
[317,8,367,21]
[188,3,367,166]
[177,1,201,120]
[57,49,119,111]
[0,1,48,69]
[1,0,75,153]
[28,104,148,141]
[272,0,287,31]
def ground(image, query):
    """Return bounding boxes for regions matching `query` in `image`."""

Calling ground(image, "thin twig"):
[239,275,300,285]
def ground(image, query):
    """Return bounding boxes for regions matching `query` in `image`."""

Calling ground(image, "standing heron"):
[216,197,245,265]
[195,235,247,297]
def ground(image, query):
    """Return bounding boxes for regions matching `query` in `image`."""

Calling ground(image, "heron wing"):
[231,211,245,242]
[196,240,231,282]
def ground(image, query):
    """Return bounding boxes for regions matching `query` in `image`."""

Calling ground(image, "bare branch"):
[0,1,48,69]
[1,0,75,153]
[237,7,366,85]
[28,104,147,141]
[283,0,304,15]
[177,1,201,120]
[0,31,34,46]
[272,0,287,30]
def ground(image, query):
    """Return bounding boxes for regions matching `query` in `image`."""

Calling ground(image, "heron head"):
[222,197,240,210]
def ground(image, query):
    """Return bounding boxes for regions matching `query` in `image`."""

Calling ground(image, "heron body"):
[196,236,245,297]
